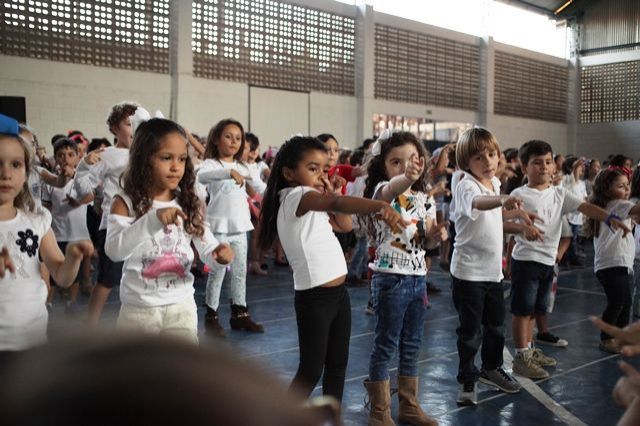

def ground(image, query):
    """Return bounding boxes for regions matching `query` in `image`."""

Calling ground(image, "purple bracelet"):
[605,213,622,229]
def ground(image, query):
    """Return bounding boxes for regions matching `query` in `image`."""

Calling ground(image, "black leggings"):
[596,267,633,341]
[290,284,351,403]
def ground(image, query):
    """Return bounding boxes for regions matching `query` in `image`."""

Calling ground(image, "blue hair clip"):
[0,114,20,136]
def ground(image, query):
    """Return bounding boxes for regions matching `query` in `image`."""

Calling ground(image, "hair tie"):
[0,114,19,136]
[371,129,393,157]
[130,107,165,135]
[607,165,632,180]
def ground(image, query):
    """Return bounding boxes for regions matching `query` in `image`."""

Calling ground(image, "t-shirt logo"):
[16,229,39,257]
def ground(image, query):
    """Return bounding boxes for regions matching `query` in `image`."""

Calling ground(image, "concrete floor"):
[48,253,636,426]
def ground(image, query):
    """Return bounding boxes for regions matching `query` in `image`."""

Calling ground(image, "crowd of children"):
[1,103,639,425]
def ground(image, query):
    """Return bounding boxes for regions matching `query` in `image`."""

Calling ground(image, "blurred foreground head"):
[0,333,340,426]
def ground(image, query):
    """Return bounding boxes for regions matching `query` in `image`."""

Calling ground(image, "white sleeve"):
[281,186,310,220]
[192,224,223,270]
[455,180,482,221]
[197,160,230,184]
[105,210,164,262]
[561,188,585,215]
[73,158,103,199]
[613,200,635,220]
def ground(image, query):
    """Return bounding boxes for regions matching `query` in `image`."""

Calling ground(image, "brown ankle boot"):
[363,379,395,426]
[204,306,226,338]
[397,376,438,426]
[229,304,264,333]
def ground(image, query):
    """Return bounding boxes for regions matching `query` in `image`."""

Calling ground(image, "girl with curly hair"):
[105,118,234,343]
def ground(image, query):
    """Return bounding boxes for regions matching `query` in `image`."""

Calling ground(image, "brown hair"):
[121,118,205,238]
[455,127,500,171]
[0,333,336,426]
[0,134,35,213]
[204,118,246,161]
[106,101,139,135]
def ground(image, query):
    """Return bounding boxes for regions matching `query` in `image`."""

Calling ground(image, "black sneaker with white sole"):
[479,367,522,394]
[456,381,478,406]
[535,332,568,347]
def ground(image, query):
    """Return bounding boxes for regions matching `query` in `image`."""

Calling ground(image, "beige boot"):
[397,376,438,426]
[363,379,396,426]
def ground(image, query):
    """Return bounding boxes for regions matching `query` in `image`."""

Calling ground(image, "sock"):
[528,342,533,349]
[515,347,528,354]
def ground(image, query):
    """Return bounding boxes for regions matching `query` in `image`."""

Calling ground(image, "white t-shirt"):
[511,185,584,266]
[28,166,46,208]
[370,183,436,276]
[42,179,90,242]
[105,194,222,307]
[450,173,504,282]
[449,170,465,223]
[594,199,636,272]
[73,147,129,230]
[562,175,587,226]
[247,162,268,195]
[0,208,51,350]
[277,186,347,290]
[197,159,253,233]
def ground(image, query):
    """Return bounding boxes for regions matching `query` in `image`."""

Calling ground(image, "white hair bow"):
[370,128,393,157]
[130,107,165,134]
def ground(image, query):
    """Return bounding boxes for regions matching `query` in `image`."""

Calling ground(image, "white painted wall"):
[577,121,640,161]
[310,92,357,147]
[487,114,568,154]
[0,55,170,147]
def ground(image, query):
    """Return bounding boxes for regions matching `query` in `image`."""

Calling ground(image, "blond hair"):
[455,127,500,171]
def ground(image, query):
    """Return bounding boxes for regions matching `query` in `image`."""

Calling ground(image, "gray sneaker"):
[479,367,522,393]
[456,381,478,406]
[531,348,557,367]
[513,350,550,379]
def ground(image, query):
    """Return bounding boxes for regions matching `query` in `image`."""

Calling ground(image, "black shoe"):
[230,304,264,333]
[204,306,227,338]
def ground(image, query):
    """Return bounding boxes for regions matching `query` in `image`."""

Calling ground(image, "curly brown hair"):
[120,118,205,238]
[106,101,139,135]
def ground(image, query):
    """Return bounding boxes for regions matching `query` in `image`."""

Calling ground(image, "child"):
[362,131,446,425]
[585,166,640,354]
[451,128,534,405]
[198,119,262,337]
[258,136,406,404]
[104,118,233,343]
[244,132,269,276]
[509,140,629,379]
[0,114,91,356]
[562,157,588,267]
[42,138,95,314]
[630,166,640,319]
[73,101,138,325]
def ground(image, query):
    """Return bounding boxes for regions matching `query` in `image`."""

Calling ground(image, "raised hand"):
[377,204,409,233]
[84,148,104,165]
[328,174,346,194]
[66,240,94,259]
[212,243,235,265]
[502,196,523,211]
[230,169,245,186]
[156,207,188,227]
[405,154,425,181]
[523,224,545,242]
[0,246,16,278]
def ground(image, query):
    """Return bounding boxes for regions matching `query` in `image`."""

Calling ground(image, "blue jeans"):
[369,273,427,381]
[347,236,368,278]
[567,224,582,261]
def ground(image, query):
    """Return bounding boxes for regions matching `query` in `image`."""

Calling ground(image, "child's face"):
[112,117,134,148]
[216,124,243,159]
[19,130,36,155]
[610,175,630,200]
[76,142,87,158]
[150,132,188,194]
[248,147,260,163]
[323,138,339,168]
[524,152,554,187]
[0,137,27,207]
[55,147,79,169]
[241,140,251,162]
[384,143,419,180]
[468,148,499,182]
[284,149,328,192]
[589,160,601,177]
